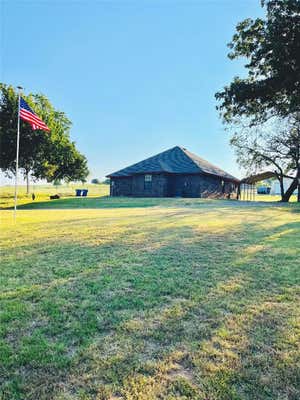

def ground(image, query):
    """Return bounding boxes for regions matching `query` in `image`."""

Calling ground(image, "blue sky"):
[2,0,264,181]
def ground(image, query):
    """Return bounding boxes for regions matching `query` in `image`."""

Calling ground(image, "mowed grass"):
[256,194,297,202]
[0,184,109,209]
[0,193,300,400]
[0,184,296,210]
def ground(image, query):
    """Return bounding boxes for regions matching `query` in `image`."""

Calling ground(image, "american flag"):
[19,97,50,132]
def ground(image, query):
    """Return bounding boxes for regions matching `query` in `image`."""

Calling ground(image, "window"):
[144,174,152,190]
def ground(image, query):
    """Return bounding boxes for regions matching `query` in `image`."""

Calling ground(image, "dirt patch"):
[167,362,195,383]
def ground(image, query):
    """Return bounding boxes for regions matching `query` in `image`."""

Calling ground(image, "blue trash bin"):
[75,189,82,197]
[82,189,88,197]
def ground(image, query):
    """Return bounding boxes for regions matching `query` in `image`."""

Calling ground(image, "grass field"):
[0,184,109,209]
[1,188,300,400]
[0,184,297,210]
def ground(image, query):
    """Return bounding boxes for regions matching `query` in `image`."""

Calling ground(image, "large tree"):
[216,0,300,201]
[0,84,89,192]
[231,115,300,201]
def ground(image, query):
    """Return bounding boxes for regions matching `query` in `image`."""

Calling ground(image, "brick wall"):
[110,174,238,198]
[110,177,132,196]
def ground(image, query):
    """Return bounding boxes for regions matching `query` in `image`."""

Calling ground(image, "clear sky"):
[2,0,264,181]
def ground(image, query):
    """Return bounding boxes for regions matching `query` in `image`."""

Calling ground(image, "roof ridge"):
[107,146,178,177]
[178,146,202,173]
[107,145,239,181]
[181,147,238,180]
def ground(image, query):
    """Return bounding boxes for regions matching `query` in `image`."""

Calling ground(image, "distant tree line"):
[0,84,89,193]
[216,0,300,202]
[91,178,110,184]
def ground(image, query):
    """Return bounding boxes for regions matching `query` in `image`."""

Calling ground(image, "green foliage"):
[230,116,300,173]
[216,0,300,124]
[91,178,101,184]
[0,83,89,183]
[215,0,300,202]
[167,377,199,399]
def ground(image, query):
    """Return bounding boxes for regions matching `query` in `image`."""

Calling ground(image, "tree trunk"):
[26,172,30,195]
[279,176,284,201]
[281,178,298,202]
[297,165,300,202]
[274,172,285,201]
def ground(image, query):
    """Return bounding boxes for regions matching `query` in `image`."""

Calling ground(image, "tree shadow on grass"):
[0,216,299,399]
[5,196,176,210]
[188,297,300,400]
[5,195,293,211]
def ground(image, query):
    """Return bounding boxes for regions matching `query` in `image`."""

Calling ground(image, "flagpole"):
[14,86,23,221]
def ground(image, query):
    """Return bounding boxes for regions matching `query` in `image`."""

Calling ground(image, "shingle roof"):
[107,146,239,181]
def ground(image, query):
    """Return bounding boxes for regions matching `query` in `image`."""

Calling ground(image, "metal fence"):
[239,183,256,201]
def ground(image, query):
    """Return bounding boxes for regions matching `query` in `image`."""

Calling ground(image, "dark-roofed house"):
[107,146,240,198]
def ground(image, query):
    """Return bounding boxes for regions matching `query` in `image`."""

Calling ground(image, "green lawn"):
[1,192,300,400]
[0,184,110,209]
[0,184,297,210]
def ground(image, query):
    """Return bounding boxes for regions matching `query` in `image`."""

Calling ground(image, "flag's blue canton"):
[20,97,36,115]
[19,96,50,132]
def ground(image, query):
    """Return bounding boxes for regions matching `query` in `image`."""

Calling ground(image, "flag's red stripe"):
[20,113,46,127]
[20,113,50,131]
[20,113,48,128]
[20,109,47,126]
[20,109,50,131]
